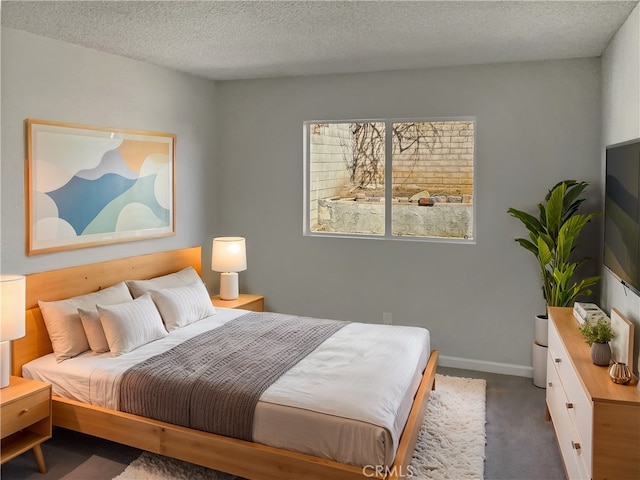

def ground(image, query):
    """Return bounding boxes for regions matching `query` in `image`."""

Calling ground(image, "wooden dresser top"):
[548,307,640,405]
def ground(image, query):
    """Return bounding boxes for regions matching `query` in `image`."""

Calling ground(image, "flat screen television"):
[604,139,640,296]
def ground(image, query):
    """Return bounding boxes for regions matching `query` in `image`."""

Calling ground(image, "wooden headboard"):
[12,246,202,376]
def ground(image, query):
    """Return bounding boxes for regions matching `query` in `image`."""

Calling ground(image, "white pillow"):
[150,281,215,332]
[97,293,167,356]
[38,282,133,362]
[78,308,110,353]
[126,266,201,298]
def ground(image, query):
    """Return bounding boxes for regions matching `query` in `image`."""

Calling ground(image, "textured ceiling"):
[1,1,638,81]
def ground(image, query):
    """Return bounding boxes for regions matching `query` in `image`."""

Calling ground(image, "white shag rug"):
[114,374,486,480]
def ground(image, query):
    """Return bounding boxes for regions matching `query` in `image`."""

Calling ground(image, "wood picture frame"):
[26,119,176,255]
[610,308,634,372]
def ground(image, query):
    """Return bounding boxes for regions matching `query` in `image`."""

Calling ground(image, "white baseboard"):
[439,354,533,378]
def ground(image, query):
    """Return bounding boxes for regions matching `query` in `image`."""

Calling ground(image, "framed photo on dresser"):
[610,308,634,372]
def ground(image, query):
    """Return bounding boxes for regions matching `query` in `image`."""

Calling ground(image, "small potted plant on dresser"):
[508,180,600,387]
[578,316,615,366]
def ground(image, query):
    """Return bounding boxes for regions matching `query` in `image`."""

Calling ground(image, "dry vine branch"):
[342,122,443,189]
[339,123,385,188]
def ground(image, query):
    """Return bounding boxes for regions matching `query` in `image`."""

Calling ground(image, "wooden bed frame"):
[12,246,439,480]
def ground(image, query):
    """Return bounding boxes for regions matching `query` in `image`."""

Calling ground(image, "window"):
[304,118,475,241]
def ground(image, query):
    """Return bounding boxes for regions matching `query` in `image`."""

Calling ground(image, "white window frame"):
[303,117,477,243]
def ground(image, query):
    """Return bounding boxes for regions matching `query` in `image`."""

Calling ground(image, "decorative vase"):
[609,362,632,385]
[590,342,611,366]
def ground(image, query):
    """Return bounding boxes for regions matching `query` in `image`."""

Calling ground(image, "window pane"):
[391,121,474,239]
[309,122,385,235]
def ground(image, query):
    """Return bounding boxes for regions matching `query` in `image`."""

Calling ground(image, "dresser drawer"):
[547,352,590,479]
[1,388,50,438]
[561,423,591,480]
[548,318,593,476]
[564,381,592,474]
[546,352,565,426]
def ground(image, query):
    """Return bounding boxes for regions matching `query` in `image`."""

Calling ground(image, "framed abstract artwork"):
[26,119,176,255]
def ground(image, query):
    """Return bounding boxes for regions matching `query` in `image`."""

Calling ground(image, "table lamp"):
[211,237,247,300]
[1,275,26,388]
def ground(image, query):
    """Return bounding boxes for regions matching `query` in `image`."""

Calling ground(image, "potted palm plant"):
[508,180,601,345]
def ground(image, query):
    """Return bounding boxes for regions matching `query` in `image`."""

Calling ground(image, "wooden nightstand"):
[1,376,52,473]
[211,294,264,312]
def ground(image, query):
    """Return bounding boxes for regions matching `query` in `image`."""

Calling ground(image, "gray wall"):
[1,27,605,374]
[602,4,640,377]
[1,28,219,286]
[216,59,602,374]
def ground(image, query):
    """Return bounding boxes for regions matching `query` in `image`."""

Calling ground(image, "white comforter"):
[23,308,430,467]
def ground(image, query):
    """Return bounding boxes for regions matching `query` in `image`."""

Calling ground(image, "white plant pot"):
[535,314,549,347]
[532,341,548,388]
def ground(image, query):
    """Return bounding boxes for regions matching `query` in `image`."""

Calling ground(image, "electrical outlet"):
[383,312,393,325]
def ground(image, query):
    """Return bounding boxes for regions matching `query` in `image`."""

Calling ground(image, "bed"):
[12,246,438,480]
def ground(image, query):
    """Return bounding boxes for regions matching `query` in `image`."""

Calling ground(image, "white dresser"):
[546,307,640,480]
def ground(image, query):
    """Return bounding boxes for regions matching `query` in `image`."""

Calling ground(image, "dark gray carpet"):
[439,367,566,480]
[1,427,139,480]
[1,367,566,480]
[60,456,126,480]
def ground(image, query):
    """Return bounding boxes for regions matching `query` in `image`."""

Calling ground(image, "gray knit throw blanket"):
[119,311,347,440]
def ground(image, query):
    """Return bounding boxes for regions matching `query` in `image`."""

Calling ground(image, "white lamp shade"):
[0,275,26,341]
[212,237,247,273]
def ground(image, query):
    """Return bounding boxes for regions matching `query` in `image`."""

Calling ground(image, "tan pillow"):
[125,266,201,298]
[38,282,133,362]
[78,308,110,353]
[97,293,168,356]
[150,280,215,332]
